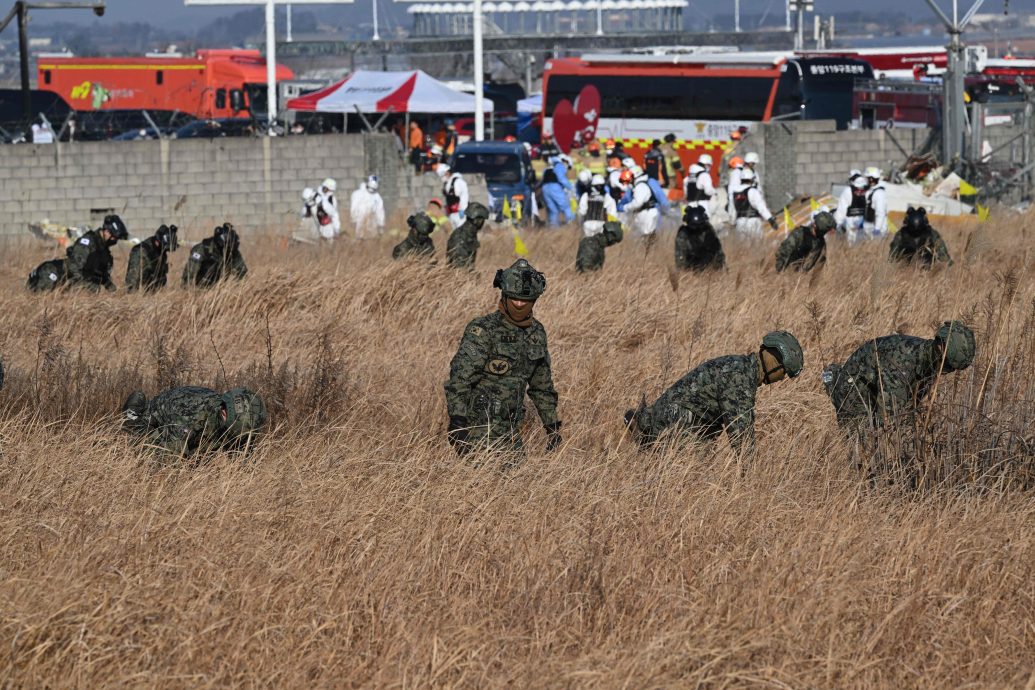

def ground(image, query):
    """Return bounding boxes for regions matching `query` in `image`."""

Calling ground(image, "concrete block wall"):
[0,133,485,238]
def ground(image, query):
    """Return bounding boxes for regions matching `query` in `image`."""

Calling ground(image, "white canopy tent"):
[286,69,494,114]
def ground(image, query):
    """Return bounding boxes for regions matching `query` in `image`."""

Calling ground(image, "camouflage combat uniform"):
[182,233,247,287]
[889,224,952,268]
[674,218,725,272]
[122,385,266,456]
[392,212,436,260]
[444,259,560,455]
[629,353,762,453]
[446,202,489,270]
[575,221,623,273]
[775,226,827,272]
[26,258,66,292]
[65,230,116,292]
[126,226,177,292]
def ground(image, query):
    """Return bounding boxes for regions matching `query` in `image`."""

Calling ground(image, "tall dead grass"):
[0,212,1033,688]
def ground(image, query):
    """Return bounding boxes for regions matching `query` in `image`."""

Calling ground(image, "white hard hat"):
[688,163,704,176]
[744,152,760,165]
[366,174,379,191]
[852,176,869,189]
[740,168,756,182]
[621,157,636,169]
[321,177,337,192]
[865,166,882,179]
[302,187,316,202]
[849,168,862,179]
[436,163,450,177]
[559,153,573,166]
[698,153,714,167]
[578,169,593,184]
[591,173,605,185]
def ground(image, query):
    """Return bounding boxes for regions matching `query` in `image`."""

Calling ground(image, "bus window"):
[772,69,803,120]
[44,70,51,85]
[230,89,244,113]
[545,74,774,121]
[156,70,163,85]
[216,89,227,110]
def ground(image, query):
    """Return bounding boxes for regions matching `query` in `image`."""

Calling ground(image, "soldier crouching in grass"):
[122,386,267,460]
[625,331,804,461]
[444,259,562,467]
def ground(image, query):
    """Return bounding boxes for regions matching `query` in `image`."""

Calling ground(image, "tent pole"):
[404,110,410,157]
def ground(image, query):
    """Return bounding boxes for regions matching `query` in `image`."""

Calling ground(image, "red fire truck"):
[37,49,293,119]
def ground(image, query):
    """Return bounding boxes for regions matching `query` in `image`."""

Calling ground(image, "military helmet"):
[466,201,490,222]
[493,258,546,301]
[683,204,709,228]
[934,320,976,372]
[904,206,927,233]
[156,224,179,251]
[103,214,129,241]
[813,210,836,234]
[408,211,435,235]
[602,220,624,246]
[220,387,268,439]
[761,330,804,378]
[214,223,239,252]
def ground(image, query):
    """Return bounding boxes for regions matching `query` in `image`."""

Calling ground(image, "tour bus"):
[37,49,294,119]
[541,52,873,184]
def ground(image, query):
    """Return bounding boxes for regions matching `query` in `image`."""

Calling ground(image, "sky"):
[27,0,1035,29]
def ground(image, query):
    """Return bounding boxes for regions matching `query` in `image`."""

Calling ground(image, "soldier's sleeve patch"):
[469,326,483,337]
[79,237,90,245]
[191,252,202,260]
[486,359,511,375]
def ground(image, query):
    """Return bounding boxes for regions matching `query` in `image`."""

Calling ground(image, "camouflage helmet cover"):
[221,387,267,439]
[934,320,976,372]
[683,204,709,227]
[761,330,804,378]
[813,211,836,234]
[602,220,623,246]
[493,258,546,301]
[408,211,435,235]
[466,201,490,221]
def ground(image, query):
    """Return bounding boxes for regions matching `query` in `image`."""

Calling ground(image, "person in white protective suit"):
[316,177,341,240]
[684,153,716,218]
[578,173,618,238]
[623,165,660,237]
[834,170,869,240]
[730,168,778,239]
[437,163,470,230]
[300,187,321,239]
[862,166,888,242]
[350,174,386,239]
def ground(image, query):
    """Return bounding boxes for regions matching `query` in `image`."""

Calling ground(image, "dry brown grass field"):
[1,211,1034,689]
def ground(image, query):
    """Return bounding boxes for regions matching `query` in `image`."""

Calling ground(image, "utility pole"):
[788,0,813,51]
[372,0,379,40]
[0,1,105,127]
[734,0,740,32]
[922,0,987,166]
[473,0,484,140]
[785,0,791,31]
[286,3,292,41]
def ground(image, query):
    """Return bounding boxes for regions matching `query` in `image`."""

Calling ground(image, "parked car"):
[450,140,536,224]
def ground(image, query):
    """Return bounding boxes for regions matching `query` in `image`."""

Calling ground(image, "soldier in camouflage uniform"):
[122,385,267,456]
[446,201,490,269]
[575,220,623,273]
[182,223,248,288]
[775,210,835,273]
[392,212,436,260]
[625,331,804,454]
[126,224,178,293]
[26,257,66,293]
[822,320,975,433]
[444,259,561,457]
[65,214,129,292]
[675,205,725,272]
[889,206,952,269]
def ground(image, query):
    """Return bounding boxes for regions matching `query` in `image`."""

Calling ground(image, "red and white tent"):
[286,69,493,114]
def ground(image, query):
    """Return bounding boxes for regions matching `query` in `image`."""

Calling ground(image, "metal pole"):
[785,0,791,31]
[18,2,31,125]
[596,0,602,35]
[286,3,292,41]
[372,0,380,40]
[473,0,484,141]
[795,6,803,50]
[734,0,739,32]
[265,0,277,130]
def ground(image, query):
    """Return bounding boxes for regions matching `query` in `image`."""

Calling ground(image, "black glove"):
[544,421,562,452]
[768,216,779,230]
[447,416,470,455]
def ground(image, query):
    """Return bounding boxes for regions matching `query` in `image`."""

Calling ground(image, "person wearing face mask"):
[444,259,561,460]
[624,331,804,457]
[889,206,952,269]
[64,214,129,292]
[822,321,975,435]
[446,201,490,269]
[182,223,248,288]
[126,224,179,293]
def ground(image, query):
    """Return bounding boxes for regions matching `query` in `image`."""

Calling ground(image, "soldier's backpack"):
[27,258,66,292]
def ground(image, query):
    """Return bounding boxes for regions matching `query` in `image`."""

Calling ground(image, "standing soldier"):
[392,211,437,260]
[444,259,561,457]
[775,210,835,273]
[182,223,248,288]
[730,169,778,239]
[822,321,975,434]
[576,220,623,273]
[446,201,490,269]
[65,214,129,292]
[126,224,178,293]
[122,385,267,457]
[625,331,804,455]
[889,206,952,268]
[675,205,725,272]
